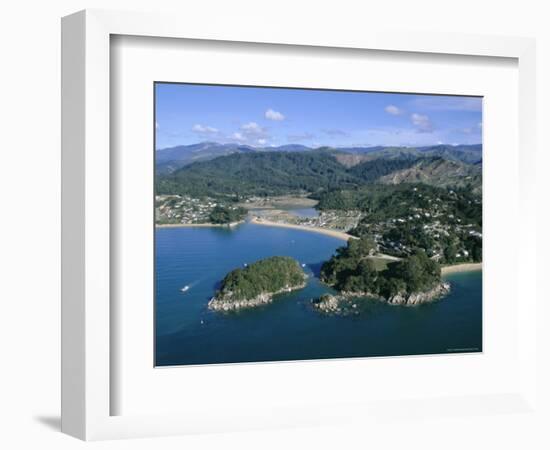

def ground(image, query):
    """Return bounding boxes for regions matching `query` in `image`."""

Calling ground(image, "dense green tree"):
[345,237,377,258]
[472,241,482,262]
[156,151,482,201]
[444,244,457,264]
[209,205,247,224]
[347,156,419,181]
[320,237,377,289]
[382,251,440,294]
[157,152,360,197]
[463,236,482,262]
[322,244,442,298]
[215,256,306,302]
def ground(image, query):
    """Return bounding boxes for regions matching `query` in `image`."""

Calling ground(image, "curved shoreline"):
[441,262,482,274]
[250,217,354,241]
[155,221,481,276]
[156,220,244,229]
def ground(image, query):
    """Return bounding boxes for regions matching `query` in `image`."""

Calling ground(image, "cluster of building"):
[155,195,220,224]
[156,188,481,264]
[293,210,363,232]
[357,190,482,260]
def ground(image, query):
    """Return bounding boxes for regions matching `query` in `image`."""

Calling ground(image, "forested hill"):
[157,152,352,196]
[377,157,482,194]
[348,156,420,181]
[156,150,482,198]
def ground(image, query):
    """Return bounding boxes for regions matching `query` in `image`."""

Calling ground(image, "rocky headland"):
[312,281,451,315]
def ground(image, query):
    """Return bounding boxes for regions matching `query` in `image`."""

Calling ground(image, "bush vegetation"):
[321,239,441,298]
[209,205,247,224]
[216,256,306,302]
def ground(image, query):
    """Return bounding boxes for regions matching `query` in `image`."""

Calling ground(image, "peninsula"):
[314,237,451,314]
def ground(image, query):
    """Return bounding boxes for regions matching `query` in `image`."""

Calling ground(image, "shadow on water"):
[209,226,241,238]
[212,279,223,291]
[306,261,326,278]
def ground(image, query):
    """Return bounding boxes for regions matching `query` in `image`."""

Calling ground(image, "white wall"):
[0,1,548,448]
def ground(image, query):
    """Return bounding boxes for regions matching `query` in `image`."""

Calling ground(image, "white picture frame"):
[61,9,538,441]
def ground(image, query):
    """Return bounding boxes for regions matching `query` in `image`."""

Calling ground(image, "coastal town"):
[155,194,245,225]
[155,187,481,267]
[155,193,363,233]
[156,194,216,224]
[350,187,483,263]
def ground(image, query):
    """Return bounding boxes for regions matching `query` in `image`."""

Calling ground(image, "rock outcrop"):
[386,282,451,306]
[312,282,451,315]
[312,293,364,316]
[208,282,306,312]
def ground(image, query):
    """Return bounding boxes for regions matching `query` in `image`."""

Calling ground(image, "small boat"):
[243,263,248,267]
[180,285,190,292]
[301,263,306,268]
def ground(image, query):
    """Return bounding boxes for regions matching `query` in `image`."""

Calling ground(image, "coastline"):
[250,217,354,241]
[441,262,482,274]
[156,220,481,275]
[209,281,307,312]
[156,220,244,229]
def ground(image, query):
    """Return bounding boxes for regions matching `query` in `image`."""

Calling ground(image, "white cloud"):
[226,122,271,145]
[241,122,268,139]
[192,124,219,135]
[385,105,404,115]
[241,122,262,133]
[265,109,285,121]
[410,113,433,133]
[232,132,245,142]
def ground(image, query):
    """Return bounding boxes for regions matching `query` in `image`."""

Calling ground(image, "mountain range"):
[156,145,482,198]
[156,142,482,174]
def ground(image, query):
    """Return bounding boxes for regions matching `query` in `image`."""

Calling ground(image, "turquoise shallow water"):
[155,223,482,366]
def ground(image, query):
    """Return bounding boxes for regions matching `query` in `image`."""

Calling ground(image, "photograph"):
[154,83,483,367]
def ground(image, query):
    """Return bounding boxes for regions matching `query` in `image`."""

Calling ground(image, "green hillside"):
[156,152,359,197]
[156,150,482,198]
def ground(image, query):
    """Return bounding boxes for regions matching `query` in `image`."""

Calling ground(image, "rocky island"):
[208,256,307,312]
[314,237,451,315]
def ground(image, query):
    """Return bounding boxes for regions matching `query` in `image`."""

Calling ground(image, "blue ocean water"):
[155,223,482,366]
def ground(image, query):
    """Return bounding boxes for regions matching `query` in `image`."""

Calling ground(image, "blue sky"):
[155,83,482,149]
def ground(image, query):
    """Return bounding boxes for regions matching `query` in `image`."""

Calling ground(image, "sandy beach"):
[156,220,481,275]
[156,220,244,229]
[441,262,482,274]
[250,217,354,241]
